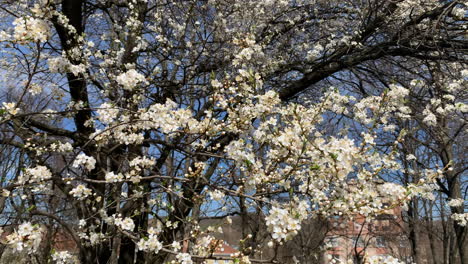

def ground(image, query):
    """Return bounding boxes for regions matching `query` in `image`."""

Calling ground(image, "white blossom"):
[56,142,74,152]
[73,153,96,171]
[97,103,119,124]
[176,253,193,264]
[116,69,147,90]
[137,230,163,253]
[28,83,42,95]
[114,216,135,231]
[69,184,92,200]
[20,165,52,184]
[447,198,465,208]
[378,183,407,200]
[171,241,181,251]
[129,156,156,169]
[208,189,225,201]
[51,251,75,264]
[265,206,302,242]
[105,171,124,182]
[423,107,437,126]
[452,213,468,226]
[5,222,43,253]
[13,16,50,43]
[2,102,20,115]
[367,255,404,264]
[88,232,105,245]
[0,0,462,260]
[48,56,70,73]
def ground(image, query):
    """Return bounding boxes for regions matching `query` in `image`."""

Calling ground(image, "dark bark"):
[52,0,93,136]
[440,142,467,264]
[277,2,466,101]
[408,199,422,264]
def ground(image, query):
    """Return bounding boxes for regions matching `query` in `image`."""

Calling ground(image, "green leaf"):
[310,164,320,170]
[26,205,36,212]
[244,159,253,169]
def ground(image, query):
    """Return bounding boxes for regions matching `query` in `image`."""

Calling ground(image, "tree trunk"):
[408,199,422,264]
[453,223,466,264]
[424,202,439,264]
[438,121,466,264]
[449,234,457,264]
[444,169,466,264]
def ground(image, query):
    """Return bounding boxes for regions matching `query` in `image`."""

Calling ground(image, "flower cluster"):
[378,183,407,200]
[48,142,73,153]
[19,165,52,184]
[1,102,20,115]
[265,206,302,242]
[137,227,163,253]
[129,156,156,170]
[451,213,468,226]
[116,69,147,90]
[69,184,93,200]
[208,190,225,201]
[366,255,404,264]
[175,253,193,264]
[48,56,71,73]
[97,103,119,124]
[5,222,43,254]
[48,54,86,76]
[447,198,465,208]
[114,216,135,231]
[78,232,106,246]
[105,171,124,182]
[28,83,42,95]
[13,16,50,43]
[51,251,75,264]
[73,153,96,171]
[1,0,464,262]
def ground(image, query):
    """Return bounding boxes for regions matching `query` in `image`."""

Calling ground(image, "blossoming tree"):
[0,0,466,263]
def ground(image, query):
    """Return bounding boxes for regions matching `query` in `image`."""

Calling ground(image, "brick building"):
[202,240,239,264]
[323,206,412,263]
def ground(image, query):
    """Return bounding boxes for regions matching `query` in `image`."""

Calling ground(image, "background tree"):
[0,0,466,263]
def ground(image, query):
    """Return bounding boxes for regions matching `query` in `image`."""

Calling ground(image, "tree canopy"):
[0,0,466,263]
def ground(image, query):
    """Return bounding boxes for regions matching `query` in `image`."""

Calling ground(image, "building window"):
[375,236,386,247]
[328,254,341,262]
[352,236,365,247]
[354,223,362,231]
[398,236,408,248]
[374,219,391,231]
[376,214,393,220]
[327,236,339,247]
